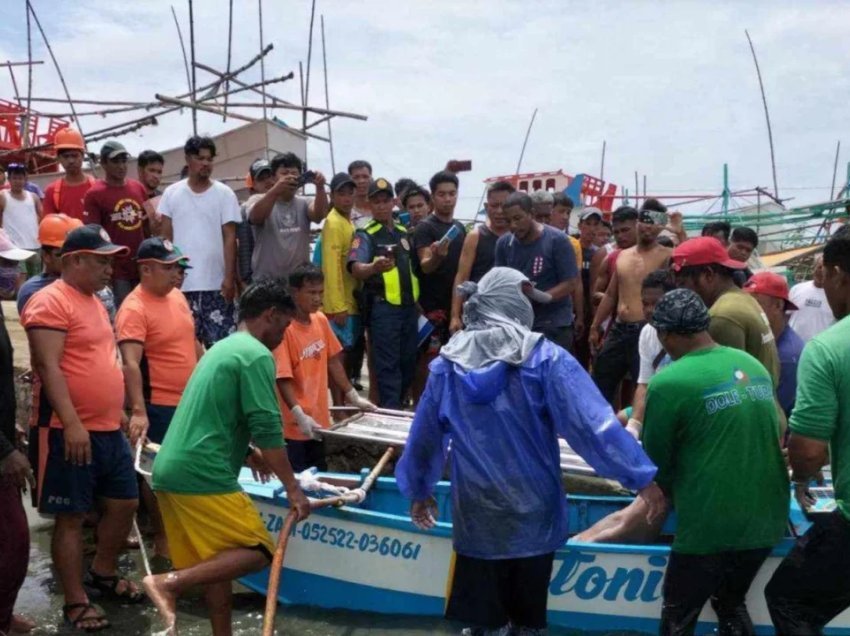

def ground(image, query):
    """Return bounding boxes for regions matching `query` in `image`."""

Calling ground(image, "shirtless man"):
[590,203,672,405]
[589,206,638,311]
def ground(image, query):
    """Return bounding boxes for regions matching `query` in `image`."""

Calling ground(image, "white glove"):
[297,467,351,496]
[345,388,377,411]
[292,405,323,440]
[626,418,643,440]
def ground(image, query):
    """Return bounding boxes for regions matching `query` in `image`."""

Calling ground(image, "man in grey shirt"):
[247,152,328,280]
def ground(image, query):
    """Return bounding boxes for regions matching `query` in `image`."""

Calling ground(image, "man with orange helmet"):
[43,128,93,222]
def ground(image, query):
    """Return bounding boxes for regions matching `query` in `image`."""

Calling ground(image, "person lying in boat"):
[144,278,311,636]
[582,289,789,635]
[396,266,666,636]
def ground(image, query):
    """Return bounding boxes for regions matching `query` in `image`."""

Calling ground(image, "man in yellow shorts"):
[145,278,310,635]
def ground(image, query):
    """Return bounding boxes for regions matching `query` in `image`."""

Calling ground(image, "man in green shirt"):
[145,278,310,636]
[671,236,780,385]
[765,235,850,632]
[643,288,788,634]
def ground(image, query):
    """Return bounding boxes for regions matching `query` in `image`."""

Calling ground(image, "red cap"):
[743,271,798,311]
[671,237,748,272]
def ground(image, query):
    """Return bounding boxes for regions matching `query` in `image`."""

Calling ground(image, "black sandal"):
[84,569,146,604]
[62,603,110,633]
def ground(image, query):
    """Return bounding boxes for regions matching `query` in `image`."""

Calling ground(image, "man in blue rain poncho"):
[396,267,665,636]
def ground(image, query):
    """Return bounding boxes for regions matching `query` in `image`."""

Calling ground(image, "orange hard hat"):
[53,127,85,152]
[38,213,83,248]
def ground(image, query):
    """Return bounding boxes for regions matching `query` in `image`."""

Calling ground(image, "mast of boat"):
[514,108,538,176]
[599,140,606,182]
[745,29,780,201]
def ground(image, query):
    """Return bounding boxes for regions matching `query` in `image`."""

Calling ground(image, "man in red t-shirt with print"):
[83,141,148,306]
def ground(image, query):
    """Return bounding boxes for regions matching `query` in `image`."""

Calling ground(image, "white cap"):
[0,229,35,261]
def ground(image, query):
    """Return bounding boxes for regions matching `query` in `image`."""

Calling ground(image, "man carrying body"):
[116,237,200,561]
[348,159,373,228]
[349,178,420,408]
[0,163,43,285]
[744,271,804,418]
[413,170,467,355]
[21,225,141,632]
[590,205,672,405]
[789,253,835,342]
[396,267,663,636]
[247,152,328,281]
[274,265,375,472]
[449,180,515,334]
[159,136,242,348]
[43,128,92,222]
[671,236,780,384]
[765,235,850,632]
[145,278,311,636]
[643,289,788,634]
[84,141,148,306]
[494,192,578,351]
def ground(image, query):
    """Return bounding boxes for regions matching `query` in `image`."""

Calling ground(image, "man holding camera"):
[247,152,328,282]
[348,178,420,408]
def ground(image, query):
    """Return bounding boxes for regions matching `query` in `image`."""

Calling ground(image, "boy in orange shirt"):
[274,264,375,472]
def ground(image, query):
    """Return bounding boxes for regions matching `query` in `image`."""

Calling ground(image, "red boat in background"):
[0,99,70,173]
[484,169,619,215]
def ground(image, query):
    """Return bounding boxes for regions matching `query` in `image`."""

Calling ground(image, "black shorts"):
[285,438,327,473]
[445,551,554,630]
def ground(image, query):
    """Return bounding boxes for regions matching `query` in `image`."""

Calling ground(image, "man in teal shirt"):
[643,289,788,634]
[766,235,850,632]
[145,278,310,636]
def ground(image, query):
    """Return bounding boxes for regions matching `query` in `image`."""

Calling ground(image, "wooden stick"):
[0,60,43,67]
[25,0,33,148]
[304,0,317,133]
[599,140,606,181]
[188,0,197,135]
[7,62,22,108]
[831,140,841,200]
[320,14,336,173]
[261,511,297,636]
[223,0,234,122]
[171,5,192,100]
[745,29,779,200]
[515,108,537,175]
[258,0,267,122]
[156,94,257,123]
[25,97,151,106]
[261,446,395,636]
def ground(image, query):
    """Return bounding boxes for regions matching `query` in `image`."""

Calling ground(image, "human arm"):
[589,247,608,297]
[255,447,310,520]
[34,193,44,220]
[118,341,148,447]
[572,277,585,338]
[221,222,237,302]
[450,230,480,333]
[664,211,688,245]
[547,233,579,301]
[42,185,58,215]
[416,242,449,274]
[159,215,173,242]
[306,172,329,223]
[590,265,619,349]
[248,176,296,225]
[27,329,90,464]
[328,353,376,410]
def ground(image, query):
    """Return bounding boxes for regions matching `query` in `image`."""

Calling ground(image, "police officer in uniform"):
[348,178,420,408]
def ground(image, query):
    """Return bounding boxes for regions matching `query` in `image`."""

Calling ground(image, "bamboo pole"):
[223,0,234,122]
[320,14,336,173]
[599,140,606,181]
[303,0,317,133]
[515,108,538,175]
[830,140,841,200]
[258,0,267,122]
[0,60,43,67]
[156,94,257,123]
[26,97,152,106]
[25,0,33,148]
[7,63,22,107]
[188,0,197,135]
[745,29,779,200]
[171,5,192,100]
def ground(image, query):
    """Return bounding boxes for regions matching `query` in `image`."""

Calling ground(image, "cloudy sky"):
[1,1,848,217]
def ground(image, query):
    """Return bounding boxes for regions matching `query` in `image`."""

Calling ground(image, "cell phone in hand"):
[438,224,461,247]
[378,244,397,259]
[296,170,317,187]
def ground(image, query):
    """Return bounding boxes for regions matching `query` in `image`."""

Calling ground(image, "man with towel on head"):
[396,267,664,636]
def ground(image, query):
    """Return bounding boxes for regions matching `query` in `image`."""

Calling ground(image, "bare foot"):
[142,574,178,634]
[10,614,36,633]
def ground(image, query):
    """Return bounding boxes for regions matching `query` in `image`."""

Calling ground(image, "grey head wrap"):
[440,267,544,369]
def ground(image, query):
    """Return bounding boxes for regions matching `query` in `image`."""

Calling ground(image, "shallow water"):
[17,511,619,636]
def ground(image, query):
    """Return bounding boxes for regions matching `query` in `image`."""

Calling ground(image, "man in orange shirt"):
[42,128,93,222]
[274,264,376,472]
[116,237,201,562]
[21,224,143,632]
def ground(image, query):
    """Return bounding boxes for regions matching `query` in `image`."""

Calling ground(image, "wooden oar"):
[261,446,396,636]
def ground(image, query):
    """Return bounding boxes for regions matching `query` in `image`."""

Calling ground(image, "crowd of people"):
[0,126,848,636]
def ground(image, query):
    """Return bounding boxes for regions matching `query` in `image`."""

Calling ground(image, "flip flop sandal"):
[62,603,110,633]
[84,569,146,604]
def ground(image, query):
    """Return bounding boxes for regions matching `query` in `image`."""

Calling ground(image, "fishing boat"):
[138,446,850,634]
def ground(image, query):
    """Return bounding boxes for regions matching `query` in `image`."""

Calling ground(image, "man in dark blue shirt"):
[494,191,579,351]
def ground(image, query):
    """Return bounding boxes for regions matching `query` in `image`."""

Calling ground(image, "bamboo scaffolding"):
[223,0,234,122]
[0,60,43,67]
[303,0,316,133]
[171,5,192,99]
[156,94,257,123]
[320,14,336,173]
[258,0,267,123]
[745,29,780,200]
[188,0,197,135]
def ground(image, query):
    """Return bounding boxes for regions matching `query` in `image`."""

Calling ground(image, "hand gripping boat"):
[137,421,850,634]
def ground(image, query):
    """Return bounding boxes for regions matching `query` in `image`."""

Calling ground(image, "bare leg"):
[91,497,138,577]
[574,497,669,544]
[143,548,268,633]
[139,482,170,559]
[205,582,234,636]
[52,513,89,606]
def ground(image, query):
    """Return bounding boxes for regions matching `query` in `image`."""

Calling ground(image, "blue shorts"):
[146,404,177,445]
[184,290,237,349]
[38,429,139,514]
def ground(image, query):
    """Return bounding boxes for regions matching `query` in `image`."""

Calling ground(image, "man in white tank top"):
[0,163,42,285]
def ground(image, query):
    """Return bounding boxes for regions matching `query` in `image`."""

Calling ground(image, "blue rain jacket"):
[396,339,657,559]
